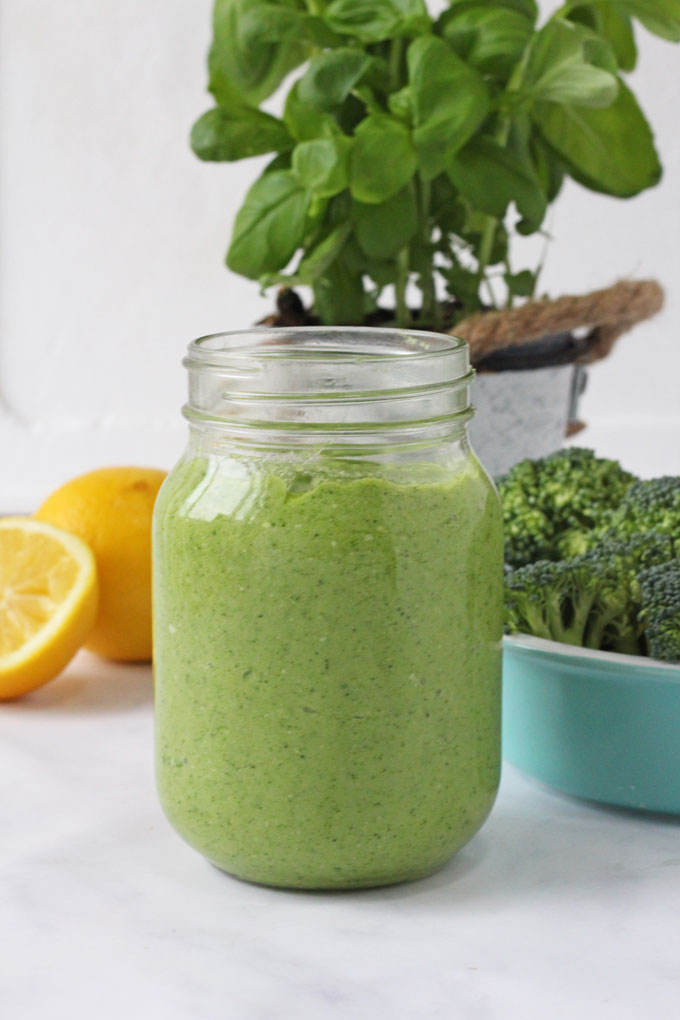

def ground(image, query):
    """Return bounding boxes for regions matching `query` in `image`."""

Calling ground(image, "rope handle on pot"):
[453,279,665,365]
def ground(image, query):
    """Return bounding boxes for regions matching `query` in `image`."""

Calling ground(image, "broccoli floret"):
[638,559,680,663]
[497,459,554,566]
[505,532,675,654]
[555,526,599,560]
[505,558,609,647]
[584,533,676,653]
[606,476,680,540]
[498,447,636,567]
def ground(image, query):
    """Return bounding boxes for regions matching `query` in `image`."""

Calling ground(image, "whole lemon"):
[35,467,167,661]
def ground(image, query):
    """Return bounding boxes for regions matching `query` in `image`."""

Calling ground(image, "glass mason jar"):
[153,328,503,889]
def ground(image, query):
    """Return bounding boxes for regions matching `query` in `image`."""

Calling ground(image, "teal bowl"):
[502,635,680,814]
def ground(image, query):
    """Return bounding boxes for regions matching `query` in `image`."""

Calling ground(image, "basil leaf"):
[353,186,418,258]
[191,107,292,162]
[563,4,599,30]
[388,86,413,123]
[562,12,621,72]
[284,82,341,141]
[297,222,353,283]
[534,80,662,197]
[261,221,352,288]
[440,7,534,79]
[529,135,566,203]
[448,135,547,233]
[439,260,483,310]
[209,0,306,106]
[503,112,566,215]
[569,72,620,107]
[263,152,293,174]
[408,36,490,180]
[523,19,619,107]
[431,175,467,234]
[616,0,680,42]
[365,261,399,290]
[313,259,366,324]
[563,6,639,70]
[581,34,619,74]
[440,0,537,18]
[353,83,386,117]
[298,49,372,111]
[598,7,638,70]
[323,0,430,44]
[341,236,395,288]
[227,170,310,278]
[504,269,537,298]
[349,116,418,203]
[241,4,340,47]
[292,137,354,197]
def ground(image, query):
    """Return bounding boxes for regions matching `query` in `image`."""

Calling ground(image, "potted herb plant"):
[189,0,675,472]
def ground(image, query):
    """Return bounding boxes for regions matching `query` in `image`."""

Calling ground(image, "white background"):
[1,0,679,509]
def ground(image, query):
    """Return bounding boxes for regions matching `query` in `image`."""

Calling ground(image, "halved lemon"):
[0,517,98,699]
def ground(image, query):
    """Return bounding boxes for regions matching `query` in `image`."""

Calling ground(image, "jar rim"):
[182,327,473,437]
[185,326,468,370]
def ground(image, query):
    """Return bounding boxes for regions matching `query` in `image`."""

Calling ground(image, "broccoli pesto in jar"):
[153,328,504,889]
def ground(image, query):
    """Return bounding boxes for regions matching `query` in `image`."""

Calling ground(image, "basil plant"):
[191,0,680,328]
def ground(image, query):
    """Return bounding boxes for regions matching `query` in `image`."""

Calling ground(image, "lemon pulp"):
[0,518,98,699]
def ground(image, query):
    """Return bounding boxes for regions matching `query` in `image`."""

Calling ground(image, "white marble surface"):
[2,653,679,1020]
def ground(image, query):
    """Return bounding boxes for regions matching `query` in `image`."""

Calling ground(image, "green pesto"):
[153,452,503,889]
